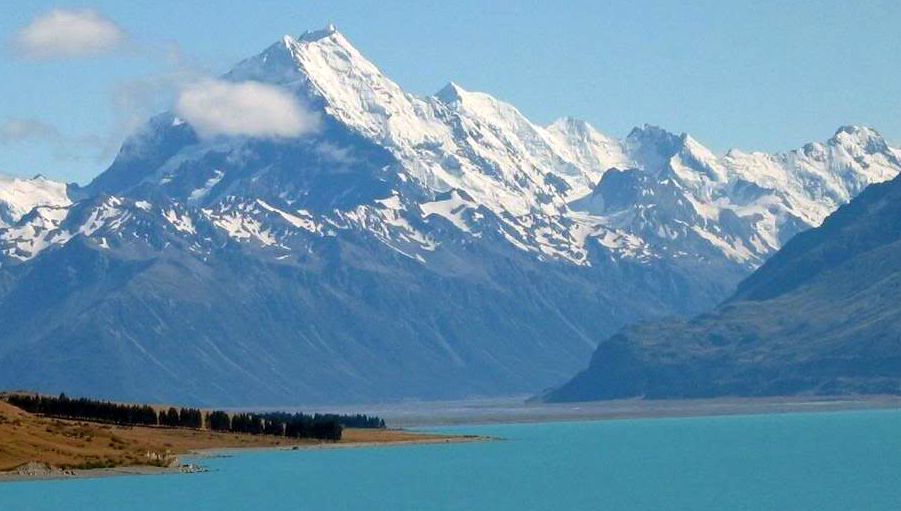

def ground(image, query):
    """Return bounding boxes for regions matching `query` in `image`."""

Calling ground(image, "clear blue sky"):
[2,0,900,184]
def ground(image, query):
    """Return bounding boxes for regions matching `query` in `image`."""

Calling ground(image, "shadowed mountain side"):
[0,226,727,406]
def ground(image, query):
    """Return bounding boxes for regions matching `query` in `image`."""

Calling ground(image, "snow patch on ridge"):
[0,205,72,261]
[255,199,318,233]
[188,170,224,202]
[163,208,196,234]
[420,190,475,233]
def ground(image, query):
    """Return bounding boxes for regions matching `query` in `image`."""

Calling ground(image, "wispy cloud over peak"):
[175,80,320,139]
[14,8,126,59]
[0,119,61,144]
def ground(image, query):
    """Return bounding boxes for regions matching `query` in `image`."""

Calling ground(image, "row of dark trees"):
[236,412,346,441]
[6,393,158,426]
[159,406,203,428]
[205,412,353,441]
[318,413,385,429]
[5,393,386,442]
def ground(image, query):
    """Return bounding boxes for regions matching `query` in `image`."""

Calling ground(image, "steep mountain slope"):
[547,172,901,401]
[0,27,899,405]
[0,194,705,405]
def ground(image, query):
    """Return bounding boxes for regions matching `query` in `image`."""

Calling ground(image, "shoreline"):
[5,395,901,483]
[0,430,490,484]
[0,463,203,484]
[304,394,901,428]
[192,432,488,456]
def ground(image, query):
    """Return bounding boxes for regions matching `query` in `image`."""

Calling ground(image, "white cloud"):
[0,119,61,144]
[315,142,357,166]
[0,118,110,164]
[175,80,320,138]
[14,9,126,59]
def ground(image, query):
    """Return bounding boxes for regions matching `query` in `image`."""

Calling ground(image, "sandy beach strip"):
[0,429,489,483]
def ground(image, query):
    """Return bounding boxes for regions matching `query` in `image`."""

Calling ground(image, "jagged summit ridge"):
[230,30,901,268]
[3,29,901,271]
[434,81,466,104]
[297,23,339,42]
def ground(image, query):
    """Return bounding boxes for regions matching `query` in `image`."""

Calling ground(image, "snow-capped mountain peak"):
[6,28,900,274]
[0,174,71,228]
[297,23,339,43]
[433,81,466,104]
[829,125,895,157]
[282,27,447,148]
[545,117,632,184]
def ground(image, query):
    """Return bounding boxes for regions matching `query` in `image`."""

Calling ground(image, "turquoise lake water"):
[3,409,901,510]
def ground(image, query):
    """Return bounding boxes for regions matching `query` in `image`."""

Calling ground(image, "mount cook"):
[1,27,899,405]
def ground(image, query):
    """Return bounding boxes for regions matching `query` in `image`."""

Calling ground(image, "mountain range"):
[547,169,901,401]
[1,26,899,405]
